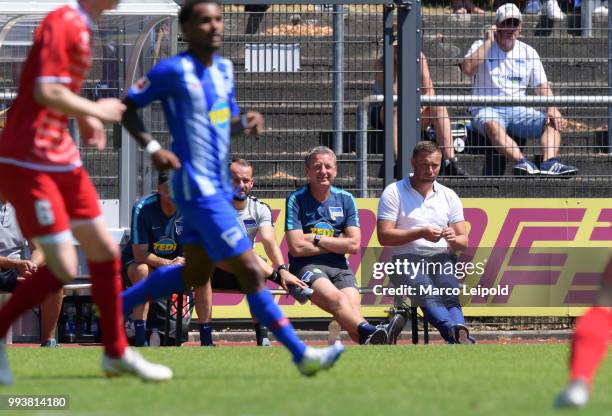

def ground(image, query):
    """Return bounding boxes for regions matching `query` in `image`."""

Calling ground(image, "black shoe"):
[364,327,388,345]
[452,324,471,344]
[441,157,468,176]
[385,314,405,345]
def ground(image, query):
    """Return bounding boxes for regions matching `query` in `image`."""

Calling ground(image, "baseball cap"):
[157,170,170,186]
[495,3,522,23]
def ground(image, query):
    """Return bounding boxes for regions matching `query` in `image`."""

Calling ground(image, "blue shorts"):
[471,107,547,140]
[175,192,252,263]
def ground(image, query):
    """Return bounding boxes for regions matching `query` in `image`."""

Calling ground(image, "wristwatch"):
[277,264,289,273]
[313,234,322,246]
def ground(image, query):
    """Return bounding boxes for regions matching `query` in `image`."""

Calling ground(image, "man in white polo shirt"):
[376,141,474,344]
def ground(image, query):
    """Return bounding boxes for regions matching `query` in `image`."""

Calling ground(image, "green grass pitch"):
[2,344,612,415]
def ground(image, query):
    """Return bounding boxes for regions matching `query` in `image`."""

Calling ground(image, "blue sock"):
[134,320,147,346]
[122,265,185,316]
[200,323,214,346]
[246,288,306,362]
[357,321,376,344]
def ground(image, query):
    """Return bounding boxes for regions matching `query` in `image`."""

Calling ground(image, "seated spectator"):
[524,0,565,19]
[451,0,485,15]
[244,4,269,34]
[0,200,62,347]
[377,141,474,344]
[202,158,313,346]
[461,4,578,176]
[121,171,210,347]
[371,43,468,176]
[285,146,405,345]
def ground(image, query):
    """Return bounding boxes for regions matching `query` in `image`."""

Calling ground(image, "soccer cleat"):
[385,314,406,345]
[524,0,541,14]
[102,347,173,382]
[539,158,578,176]
[40,339,60,348]
[543,0,565,20]
[0,340,13,386]
[297,341,345,377]
[288,285,314,305]
[365,326,388,345]
[555,379,590,408]
[452,324,471,344]
[260,337,272,347]
[512,158,540,175]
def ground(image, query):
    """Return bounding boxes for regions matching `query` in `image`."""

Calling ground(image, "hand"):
[546,107,563,131]
[93,98,126,123]
[78,116,106,150]
[421,226,443,243]
[171,256,185,266]
[484,25,496,42]
[151,149,181,170]
[243,111,264,136]
[441,227,457,243]
[278,269,308,291]
[15,259,37,277]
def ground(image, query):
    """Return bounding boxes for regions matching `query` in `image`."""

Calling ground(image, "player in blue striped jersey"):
[120,0,343,376]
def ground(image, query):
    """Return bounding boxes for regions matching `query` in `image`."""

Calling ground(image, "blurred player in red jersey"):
[555,257,612,408]
[0,0,172,385]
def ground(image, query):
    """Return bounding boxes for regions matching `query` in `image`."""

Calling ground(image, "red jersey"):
[0,4,92,171]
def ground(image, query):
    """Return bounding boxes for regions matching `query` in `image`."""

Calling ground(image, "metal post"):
[609,2,612,152]
[175,292,183,347]
[397,0,420,180]
[356,104,368,197]
[383,4,395,186]
[333,3,345,155]
[582,0,594,38]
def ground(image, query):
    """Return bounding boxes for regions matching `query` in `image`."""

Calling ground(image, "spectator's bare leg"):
[127,263,151,321]
[541,124,560,161]
[423,105,455,160]
[194,280,212,324]
[39,288,63,343]
[484,120,523,161]
[378,105,398,160]
[311,279,363,343]
[340,286,362,316]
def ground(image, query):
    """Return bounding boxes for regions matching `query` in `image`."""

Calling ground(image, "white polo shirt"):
[377,178,464,256]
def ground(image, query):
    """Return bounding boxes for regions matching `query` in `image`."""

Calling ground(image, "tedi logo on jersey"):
[209,100,230,129]
[153,237,177,256]
[310,222,335,237]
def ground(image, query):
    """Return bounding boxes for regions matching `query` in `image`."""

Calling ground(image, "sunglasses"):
[498,18,521,28]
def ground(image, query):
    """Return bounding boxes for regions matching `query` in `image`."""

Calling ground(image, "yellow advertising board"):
[209,198,612,319]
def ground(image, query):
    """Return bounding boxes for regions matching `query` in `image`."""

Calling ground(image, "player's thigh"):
[177,194,252,264]
[505,107,546,140]
[183,244,214,287]
[210,268,242,292]
[58,167,102,223]
[220,250,266,293]
[0,164,70,239]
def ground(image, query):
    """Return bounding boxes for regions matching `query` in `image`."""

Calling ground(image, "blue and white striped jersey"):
[127,51,240,200]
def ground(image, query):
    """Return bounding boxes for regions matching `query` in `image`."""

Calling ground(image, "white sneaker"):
[555,379,590,408]
[0,340,13,386]
[102,347,172,382]
[296,341,345,377]
[525,0,541,14]
[593,2,608,15]
[544,0,565,20]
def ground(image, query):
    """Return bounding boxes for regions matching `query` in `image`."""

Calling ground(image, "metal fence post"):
[582,0,594,38]
[333,3,345,155]
[357,103,368,197]
[397,0,420,180]
[609,2,612,152]
[383,3,395,186]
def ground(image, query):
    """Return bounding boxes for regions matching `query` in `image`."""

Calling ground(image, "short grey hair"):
[305,146,337,167]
